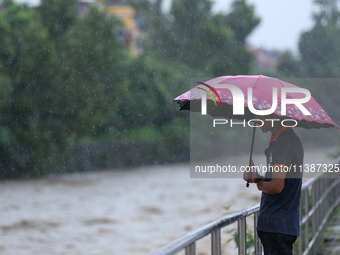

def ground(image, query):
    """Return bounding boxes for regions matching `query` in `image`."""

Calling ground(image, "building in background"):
[106,3,140,56]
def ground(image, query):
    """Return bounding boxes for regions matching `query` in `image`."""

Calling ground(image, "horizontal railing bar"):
[148,204,260,255]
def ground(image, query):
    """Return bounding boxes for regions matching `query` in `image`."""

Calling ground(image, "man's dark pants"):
[258,231,297,255]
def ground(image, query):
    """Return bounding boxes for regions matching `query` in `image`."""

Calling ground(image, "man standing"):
[244,115,303,255]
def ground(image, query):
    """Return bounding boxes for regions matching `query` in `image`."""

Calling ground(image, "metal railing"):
[298,169,340,255]
[148,157,340,255]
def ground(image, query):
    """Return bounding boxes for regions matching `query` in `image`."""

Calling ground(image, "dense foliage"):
[0,0,258,178]
[1,0,339,178]
[275,0,340,129]
[276,0,340,78]
[0,0,128,177]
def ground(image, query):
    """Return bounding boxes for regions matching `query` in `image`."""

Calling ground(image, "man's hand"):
[243,160,263,183]
[256,165,288,194]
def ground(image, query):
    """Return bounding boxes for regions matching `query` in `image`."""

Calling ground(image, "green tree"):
[54,6,127,140]
[0,2,58,177]
[276,51,302,77]
[0,2,128,178]
[299,24,340,77]
[141,0,260,76]
[39,0,78,39]
[313,0,340,25]
[299,0,340,77]
[114,54,193,140]
[226,0,260,43]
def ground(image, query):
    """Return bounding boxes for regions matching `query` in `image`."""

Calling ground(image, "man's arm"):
[257,168,287,195]
[243,163,289,194]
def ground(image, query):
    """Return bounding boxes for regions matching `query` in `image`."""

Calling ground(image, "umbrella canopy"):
[173,75,339,130]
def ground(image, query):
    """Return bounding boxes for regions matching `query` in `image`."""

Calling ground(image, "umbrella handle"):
[246,124,256,188]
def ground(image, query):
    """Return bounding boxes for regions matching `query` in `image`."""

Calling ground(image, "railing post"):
[211,229,221,255]
[297,192,302,255]
[185,242,196,255]
[312,182,317,255]
[238,218,247,255]
[304,188,309,252]
[254,212,262,255]
[316,179,321,254]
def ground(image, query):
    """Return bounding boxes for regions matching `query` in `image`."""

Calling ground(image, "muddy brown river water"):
[0,148,336,255]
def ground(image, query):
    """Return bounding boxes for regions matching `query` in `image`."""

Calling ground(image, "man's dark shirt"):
[257,128,303,236]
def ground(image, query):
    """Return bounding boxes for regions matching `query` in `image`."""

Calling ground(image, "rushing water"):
[0,148,336,255]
